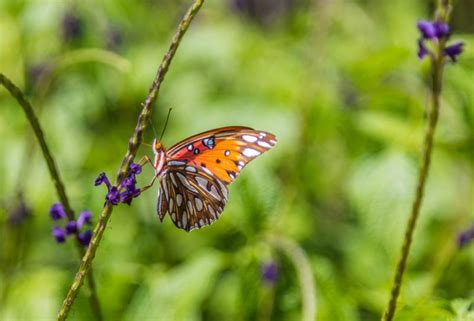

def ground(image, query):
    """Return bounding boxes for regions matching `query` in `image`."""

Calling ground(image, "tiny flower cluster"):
[50,203,93,246]
[417,20,464,62]
[95,162,142,205]
[457,224,474,248]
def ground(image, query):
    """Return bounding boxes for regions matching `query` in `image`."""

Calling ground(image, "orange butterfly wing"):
[167,126,277,183]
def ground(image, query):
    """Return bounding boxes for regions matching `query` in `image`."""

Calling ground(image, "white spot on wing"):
[243,148,260,157]
[242,135,258,142]
[186,166,197,173]
[257,140,272,148]
[168,160,186,167]
[176,194,183,206]
[195,198,203,211]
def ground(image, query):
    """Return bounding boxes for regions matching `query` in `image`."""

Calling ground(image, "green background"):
[0,0,473,320]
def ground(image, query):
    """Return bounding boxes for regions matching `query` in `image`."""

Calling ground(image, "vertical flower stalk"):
[56,1,205,320]
[382,1,464,320]
[0,74,103,320]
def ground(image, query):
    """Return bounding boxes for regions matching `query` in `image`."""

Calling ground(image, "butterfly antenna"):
[148,118,159,139]
[159,108,173,140]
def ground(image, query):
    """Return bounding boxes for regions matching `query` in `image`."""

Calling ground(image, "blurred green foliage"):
[0,0,473,320]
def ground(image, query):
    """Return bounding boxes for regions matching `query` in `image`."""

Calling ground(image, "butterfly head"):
[153,138,167,174]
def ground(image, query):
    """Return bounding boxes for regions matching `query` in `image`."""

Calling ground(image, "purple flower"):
[261,262,278,285]
[120,188,141,205]
[62,11,83,42]
[95,172,111,188]
[52,226,66,243]
[433,21,450,38]
[444,42,464,62]
[50,203,66,220]
[65,221,78,234]
[106,186,121,205]
[457,224,474,248]
[78,230,93,246]
[77,211,92,228]
[130,162,142,175]
[417,20,437,39]
[417,39,430,60]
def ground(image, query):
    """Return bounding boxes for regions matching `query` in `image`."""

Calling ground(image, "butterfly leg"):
[139,173,159,193]
[137,155,154,168]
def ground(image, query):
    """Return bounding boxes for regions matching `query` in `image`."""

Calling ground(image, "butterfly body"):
[152,126,277,231]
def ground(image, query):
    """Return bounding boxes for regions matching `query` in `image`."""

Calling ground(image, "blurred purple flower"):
[444,42,464,62]
[106,26,123,51]
[78,230,93,246]
[417,39,429,60]
[77,211,92,228]
[261,262,278,285]
[8,195,32,226]
[416,19,464,62]
[457,224,474,248]
[417,20,437,39]
[50,203,66,220]
[130,162,142,175]
[52,226,66,243]
[65,221,78,235]
[62,11,83,42]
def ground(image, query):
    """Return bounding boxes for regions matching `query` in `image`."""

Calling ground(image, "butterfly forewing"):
[167,127,277,184]
[157,162,228,231]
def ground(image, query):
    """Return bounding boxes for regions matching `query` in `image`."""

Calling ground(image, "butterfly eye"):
[153,139,163,152]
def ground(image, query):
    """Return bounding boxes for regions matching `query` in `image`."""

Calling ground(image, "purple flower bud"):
[261,262,278,285]
[52,226,66,243]
[65,221,78,235]
[444,42,464,62]
[50,203,66,220]
[78,230,92,246]
[417,20,436,39]
[433,21,450,38]
[62,11,83,42]
[457,224,474,248]
[77,211,92,228]
[120,188,141,205]
[130,162,142,175]
[95,172,111,188]
[106,186,121,205]
[417,39,430,60]
[121,174,137,190]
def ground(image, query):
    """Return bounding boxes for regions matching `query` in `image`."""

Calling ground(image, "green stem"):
[56,1,205,320]
[267,235,317,321]
[381,2,452,320]
[0,73,103,321]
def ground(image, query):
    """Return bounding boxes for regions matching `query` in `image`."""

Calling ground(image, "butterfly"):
[147,126,277,231]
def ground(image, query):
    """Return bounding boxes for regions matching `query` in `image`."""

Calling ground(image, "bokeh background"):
[0,0,473,320]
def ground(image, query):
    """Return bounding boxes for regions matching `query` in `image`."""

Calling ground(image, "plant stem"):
[381,3,451,319]
[267,235,317,321]
[56,1,205,320]
[0,73,103,321]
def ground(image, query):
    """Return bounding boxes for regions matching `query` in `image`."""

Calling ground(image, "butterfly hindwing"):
[167,127,277,183]
[157,162,228,231]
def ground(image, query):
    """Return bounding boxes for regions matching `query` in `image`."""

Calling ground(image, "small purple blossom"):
[95,163,143,206]
[444,42,464,62]
[417,39,429,60]
[433,21,449,38]
[417,20,437,39]
[261,262,278,285]
[50,203,66,220]
[457,224,474,248]
[52,226,66,243]
[95,172,111,188]
[77,211,92,228]
[130,162,142,174]
[65,221,78,234]
[78,230,93,246]
[62,11,83,42]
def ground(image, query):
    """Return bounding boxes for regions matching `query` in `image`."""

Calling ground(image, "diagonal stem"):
[0,73,103,321]
[56,1,205,320]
